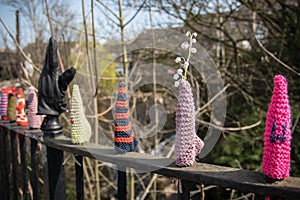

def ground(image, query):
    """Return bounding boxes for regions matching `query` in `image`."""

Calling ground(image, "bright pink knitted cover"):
[27,87,44,129]
[262,75,291,180]
[175,80,204,167]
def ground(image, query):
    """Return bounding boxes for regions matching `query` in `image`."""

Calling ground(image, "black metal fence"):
[1,121,300,200]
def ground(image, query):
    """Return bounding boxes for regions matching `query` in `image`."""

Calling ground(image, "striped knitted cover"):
[114,82,137,152]
[28,87,44,129]
[16,88,28,126]
[70,84,92,144]
[1,87,8,120]
[262,75,291,181]
[175,80,204,167]
[7,92,16,122]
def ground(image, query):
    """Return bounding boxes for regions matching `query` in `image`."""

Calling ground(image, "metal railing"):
[1,121,300,200]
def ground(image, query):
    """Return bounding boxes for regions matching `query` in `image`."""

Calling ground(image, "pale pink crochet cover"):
[175,80,204,167]
[28,87,44,129]
[262,75,291,180]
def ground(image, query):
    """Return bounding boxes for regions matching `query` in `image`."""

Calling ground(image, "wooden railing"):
[1,121,300,200]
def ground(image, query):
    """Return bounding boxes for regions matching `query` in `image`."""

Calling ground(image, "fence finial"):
[37,37,76,137]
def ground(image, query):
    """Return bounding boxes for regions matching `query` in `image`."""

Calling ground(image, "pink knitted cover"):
[175,80,204,167]
[1,87,8,120]
[27,87,44,129]
[262,75,291,180]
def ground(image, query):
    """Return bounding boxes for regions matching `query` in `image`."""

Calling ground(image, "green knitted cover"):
[70,84,92,144]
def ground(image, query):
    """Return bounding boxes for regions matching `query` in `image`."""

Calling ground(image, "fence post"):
[75,155,84,200]
[19,134,30,200]
[42,144,49,200]
[117,167,127,200]
[180,180,193,200]
[10,131,19,200]
[46,146,66,200]
[0,126,10,200]
[30,138,40,200]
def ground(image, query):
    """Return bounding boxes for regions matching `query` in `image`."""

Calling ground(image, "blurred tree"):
[0,0,78,85]
[0,0,77,43]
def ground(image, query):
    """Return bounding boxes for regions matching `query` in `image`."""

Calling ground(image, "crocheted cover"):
[175,80,204,167]
[1,87,8,120]
[16,88,28,126]
[7,92,16,122]
[114,82,137,152]
[28,87,44,129]
[262,75,291,180]
[70,84,92,144]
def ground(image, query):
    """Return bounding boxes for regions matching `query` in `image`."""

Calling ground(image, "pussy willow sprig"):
[173,31,197,87]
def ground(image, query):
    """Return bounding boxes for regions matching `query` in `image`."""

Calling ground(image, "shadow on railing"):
[1,121,300,200]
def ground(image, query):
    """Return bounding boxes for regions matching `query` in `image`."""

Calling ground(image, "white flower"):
[175,57,181,63]
[183,61,189,69]
[192,38,197,43]
[186,31,191,37]
[177,68,183,75]
[181,42,189,50]
[193,32,197,37]
[174,80,180,87]
[173,73,179,80]
[181,79,187,84]
[191,48,197,54]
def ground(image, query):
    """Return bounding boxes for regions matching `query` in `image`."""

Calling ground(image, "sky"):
[0,3,16,48]
[0,0,181,50]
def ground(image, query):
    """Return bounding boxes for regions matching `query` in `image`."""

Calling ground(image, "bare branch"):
[0,17,41,73]
[95,0,119,20]
[44,0,54,36]
[124,0,146,27]
[196,84,230,115]
[252,12,300,76]
[198,119,261,131]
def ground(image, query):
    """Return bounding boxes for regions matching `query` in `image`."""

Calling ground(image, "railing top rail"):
[1,121,300,199]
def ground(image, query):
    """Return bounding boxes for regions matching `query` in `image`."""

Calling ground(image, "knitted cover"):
[1,88,8,120]
[262,75,291,181]
[28,87,44,129]
[7,92,16,122]
[175,80,204,167]
[70,84,92,144]
[114,82,137,152]
[16,88,28,126]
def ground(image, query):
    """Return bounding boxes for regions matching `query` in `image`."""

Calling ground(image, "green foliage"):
[68,42,117,94]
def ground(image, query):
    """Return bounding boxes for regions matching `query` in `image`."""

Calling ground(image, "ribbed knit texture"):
[175,80,204,167]
[70,84,92,144]
[262,75,291,180]
[16,88,28,126]
[114,82,137,152]
[1,87,8,120]
[28,87,44,129]
[7,93,16,122]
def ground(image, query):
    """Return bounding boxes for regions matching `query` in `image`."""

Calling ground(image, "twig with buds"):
[173,31,198,87]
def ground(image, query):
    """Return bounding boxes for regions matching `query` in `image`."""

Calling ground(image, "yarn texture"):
[114,82,137,152]
[16,88,28,126]
[70,84,92,144]
[1,87,8,120]
[7,92,16,122]
[262,75,291,180]
[175,80,204,167]
[28,87,44,129]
